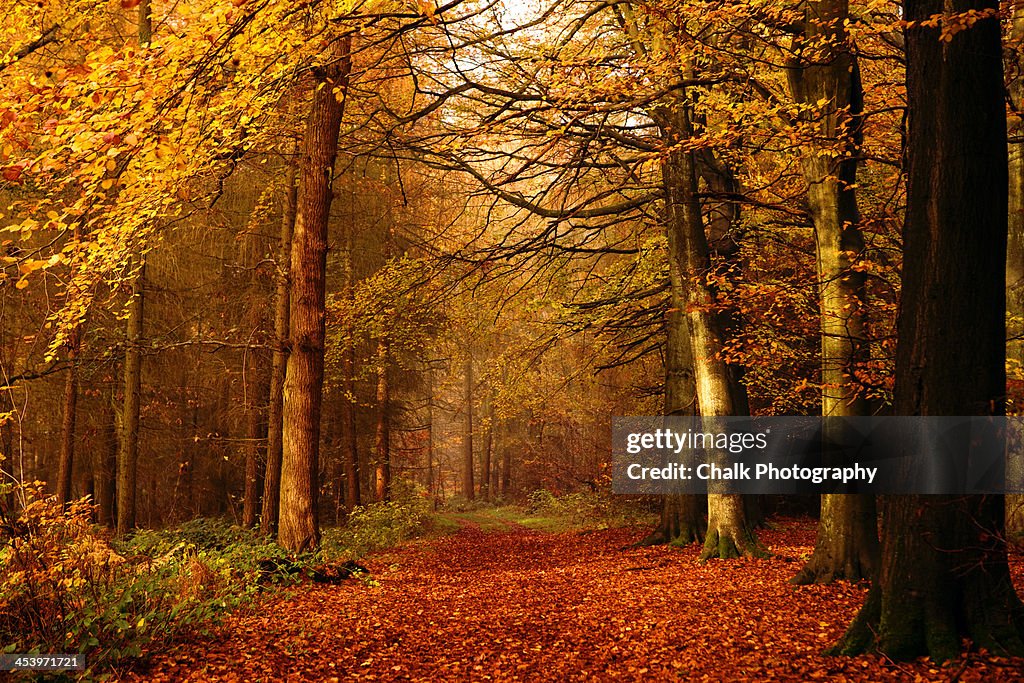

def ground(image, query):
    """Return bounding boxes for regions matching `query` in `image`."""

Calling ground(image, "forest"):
[1,0,1024,680]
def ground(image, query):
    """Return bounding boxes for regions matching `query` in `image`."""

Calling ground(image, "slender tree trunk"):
[786,0,878,584]
[1007,6,1024,545]
[116,258,144,536]
[261,154,297,536]
[56,323,81,506]
[835,0,1024,659]
[340,208,360,513]
[500,420,512,497]
[480,389,492,502]
[462,355,475,500]
[242,368,267,528]
[426,361,435,498]
[374,340,391,501]
[113,0,152,537]
[94,394,117,527]
[279,36,352,553]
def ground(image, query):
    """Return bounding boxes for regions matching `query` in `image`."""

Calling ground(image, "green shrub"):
[322,480,432,559]
[524,488,653,529]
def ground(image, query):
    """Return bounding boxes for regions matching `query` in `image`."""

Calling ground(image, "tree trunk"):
[500,422,512,497]
[480,389,492,502]
[278,36,352,553]
[1007,5,1024,545]
[93,394,117,527]
[116,258,144,536]
[426,361,435,499]
[261,153,297,536]
[113,0,151,536]
[786,0,878,584]
[55,323,81,507]
[373,340,391,502]
[834,0,1024,659]
[340,208,360,513]
[637,245,705,547]
[242,368,267,528]
[462,355,475,500]
[659,101,761,560]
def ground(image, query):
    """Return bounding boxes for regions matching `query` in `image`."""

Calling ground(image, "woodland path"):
[129,519,1024,682]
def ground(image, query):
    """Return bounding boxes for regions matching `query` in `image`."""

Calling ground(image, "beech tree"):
[785,0,879,585]
[834,0,1024,659]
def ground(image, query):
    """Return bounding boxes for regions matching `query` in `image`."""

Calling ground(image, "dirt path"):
[128,521,1024,682]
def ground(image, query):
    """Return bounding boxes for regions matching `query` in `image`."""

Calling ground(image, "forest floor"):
[126,515,1024,682]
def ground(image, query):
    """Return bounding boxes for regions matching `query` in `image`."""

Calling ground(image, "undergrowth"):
[0,480,434,678]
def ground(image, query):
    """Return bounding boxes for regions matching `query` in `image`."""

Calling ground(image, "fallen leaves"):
[129,518,1024,682]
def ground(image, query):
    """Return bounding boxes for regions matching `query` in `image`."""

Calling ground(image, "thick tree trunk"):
[834,0,1024,659]
[116,258,144,536]
[56,323,81,507]
[279,37,352,553]
[659,102,762,560]
[462,355,475,500]
[373,340,391,502]
[1007,7,1024,545]
[786,0,878,584]
[261,154,297,536]
[637,264,705,547]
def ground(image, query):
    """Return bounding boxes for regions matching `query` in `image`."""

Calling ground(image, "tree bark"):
[55,323,81,507]
[500,422,512,497]
[834,0,1024,659]
[480,389,493,502]
[116,258,144,536]
[242,367,267,528]
[261,153,297,536]
[786,0,878,585]
[659,101,762,560]
[373,339,391,502]
[279,36,352,553]
[426,361,435,499]
[462,355,475,500]
[1007,5,1024,545]
[93,393,118,527]
[340,206,360,513]
[637,239,705,547]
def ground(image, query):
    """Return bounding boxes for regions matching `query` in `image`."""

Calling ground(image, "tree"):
[785,0,878,585]
[261,158,297,536]
[462,354,475,500]
[278,33,353,553]
[114,1,154,536]
[833,0,1024,659]
[1007,2,1024,543]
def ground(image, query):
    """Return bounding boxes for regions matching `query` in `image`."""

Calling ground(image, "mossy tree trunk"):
[833,0,1024,659]
[786,0,878,585]
[657,99,762,560]
[637,243,705,547]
